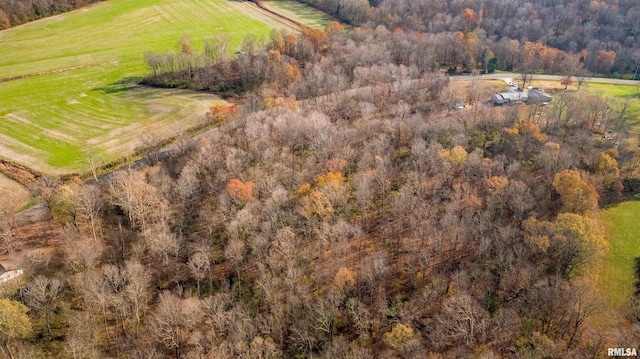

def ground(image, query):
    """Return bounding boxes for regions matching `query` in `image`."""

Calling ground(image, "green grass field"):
[599,201,640,308]
[583,82,640,126]
[0,0,278,174]
[261,1,337,29]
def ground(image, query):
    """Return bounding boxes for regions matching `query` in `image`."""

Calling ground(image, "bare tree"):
[75,184,103,241]
[109,169,164,231]
[0,193,21,254]
[149,292,201,359]
[187,250,210,297]
[23,275,63,337]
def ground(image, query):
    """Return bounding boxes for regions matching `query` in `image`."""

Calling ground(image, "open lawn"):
[582,82,640,126]
[0,0,280,174]
[261,1,337,29]
[599,201,640,308]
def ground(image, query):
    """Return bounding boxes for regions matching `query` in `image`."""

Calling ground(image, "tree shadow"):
[92,76,143,95]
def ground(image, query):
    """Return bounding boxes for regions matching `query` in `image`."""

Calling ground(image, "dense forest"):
[0,0,103,30]
[295,0,640,76]
[2,23,640,358]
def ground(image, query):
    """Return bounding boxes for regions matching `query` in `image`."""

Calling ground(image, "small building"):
[491,87,551,106]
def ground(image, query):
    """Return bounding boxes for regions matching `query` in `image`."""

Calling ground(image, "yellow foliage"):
[504,127,519,136]
[296,183,312,197]
[382,323,414,348]
[519,122,547,142]
[522,217,554,252]
[0,299,32,340]
[438,146,468,165]
[596,152,620,187]
[298,189,334,220]
[552,170,599,215]
[556,212,606,252]
[315,171,345,187]
[605,148,619,159]
[486,175,509,193]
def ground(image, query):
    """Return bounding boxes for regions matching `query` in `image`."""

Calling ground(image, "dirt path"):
[0,64,93,84]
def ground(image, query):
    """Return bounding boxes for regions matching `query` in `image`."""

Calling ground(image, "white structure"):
[0,269,24,283]
[492,87,552,106]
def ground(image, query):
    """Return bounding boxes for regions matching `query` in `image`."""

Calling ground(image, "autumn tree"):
[296,183,334,221]
[0,9,10,30]
[324,21,345,39]
[592,50,616,74]
[595,152,620,189]
[301,28,328,52]
[462,8,476,31]
[382,323,415,349]
[552,170,598,215]
[0,299,32,359]
[206,104,239,126]
[226,179,256,203]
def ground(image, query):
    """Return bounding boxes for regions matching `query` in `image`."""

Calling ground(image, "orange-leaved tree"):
[227,179,256,203]
[206,104,238,126]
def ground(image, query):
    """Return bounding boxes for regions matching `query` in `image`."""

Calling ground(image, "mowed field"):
[0,0,284,174]
[598,202,640,312]
[261,1,337,29]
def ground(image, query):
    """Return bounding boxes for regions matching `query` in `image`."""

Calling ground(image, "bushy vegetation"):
[3,24,640,358]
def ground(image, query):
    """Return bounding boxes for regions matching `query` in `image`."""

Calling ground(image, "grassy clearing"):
[598,201,640,308]
[261,1,337,29]
[0,0,276,174]
[582,82,640,126]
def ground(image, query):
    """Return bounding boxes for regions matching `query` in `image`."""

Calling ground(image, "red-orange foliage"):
[288,64,301,81]
[283,34,297,54]
[463,8,476,26]
[325,21,345,37]
[594,50,616,73]
[227,179,255,202]
[206,104,238,125]
[302,28,328,52]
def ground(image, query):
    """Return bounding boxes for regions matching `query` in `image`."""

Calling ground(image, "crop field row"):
[261,1,338,29]
[0,0,289,174]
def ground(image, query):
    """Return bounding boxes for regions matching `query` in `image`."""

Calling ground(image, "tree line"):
[144,22,583,104]
[2,23,640,358]
[0,0,103,30]
[293,0,640,77]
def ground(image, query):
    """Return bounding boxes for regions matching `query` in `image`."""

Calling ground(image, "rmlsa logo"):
[608,348,638,357]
